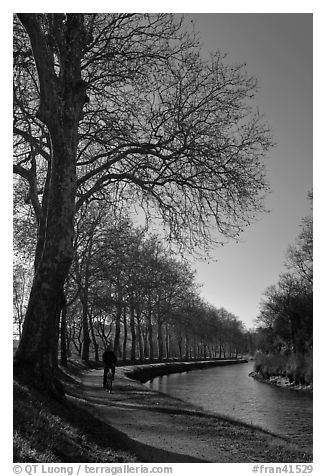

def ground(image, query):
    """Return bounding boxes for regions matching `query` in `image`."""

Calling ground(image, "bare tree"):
[286,191,313,289]
[13,13,272,395]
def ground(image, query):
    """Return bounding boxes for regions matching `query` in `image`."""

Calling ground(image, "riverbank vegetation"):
[253,351,312,388]
[252,194,313,387]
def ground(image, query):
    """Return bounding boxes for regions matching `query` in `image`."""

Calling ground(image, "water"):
[145,362,312,449]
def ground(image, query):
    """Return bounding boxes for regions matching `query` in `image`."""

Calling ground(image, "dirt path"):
[74,366,311,463]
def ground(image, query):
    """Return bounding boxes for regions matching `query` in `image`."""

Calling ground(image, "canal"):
[145,361,312,450]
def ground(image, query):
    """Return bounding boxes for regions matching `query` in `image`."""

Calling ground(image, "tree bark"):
[129,297,136,362]
[136,308,144,361]
[178,337,183,360]
[81,295,91,362]
[143,326,148,359]
[60,294,68,367]
[89,312,99,362]
[147,299,154,361]
[157,321,164,361]
[113,288,123,357]
[185,335,189,360]
[13,14,87,396]
[165,323,170,360]
[122,306,128,362]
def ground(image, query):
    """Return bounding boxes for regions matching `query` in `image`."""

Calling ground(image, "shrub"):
[254,350,312,386]
[285,352,313,385]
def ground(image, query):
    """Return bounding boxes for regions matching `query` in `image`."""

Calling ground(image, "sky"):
[5,11,313,332]
[183,13,313,329]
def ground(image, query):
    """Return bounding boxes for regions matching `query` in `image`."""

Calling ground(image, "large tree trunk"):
[13,14,87,396]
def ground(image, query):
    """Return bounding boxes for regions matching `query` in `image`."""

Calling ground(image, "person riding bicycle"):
[102,343,117,389]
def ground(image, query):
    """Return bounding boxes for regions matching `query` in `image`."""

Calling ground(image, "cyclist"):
[102,343,117,389]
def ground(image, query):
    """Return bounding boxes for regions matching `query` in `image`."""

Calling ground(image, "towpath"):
[72,365,310,463]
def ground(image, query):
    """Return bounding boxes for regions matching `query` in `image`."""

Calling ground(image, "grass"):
[13,363,138,463]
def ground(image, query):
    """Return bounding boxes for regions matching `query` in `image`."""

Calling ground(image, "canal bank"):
[72,362,312,463]
[249,370,313,393]
[143,361,312,451]
[123,358,248,383]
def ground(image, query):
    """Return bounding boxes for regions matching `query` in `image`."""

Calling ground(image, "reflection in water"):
[145,362,312,449]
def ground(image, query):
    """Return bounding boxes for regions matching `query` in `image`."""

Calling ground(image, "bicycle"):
[105,367,113,394]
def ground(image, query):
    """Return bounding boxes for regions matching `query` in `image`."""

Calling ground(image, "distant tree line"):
[253,192,313,385]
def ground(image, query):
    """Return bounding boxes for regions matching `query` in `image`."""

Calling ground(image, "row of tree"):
[253,193,313,382]
[14,201,249,366]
